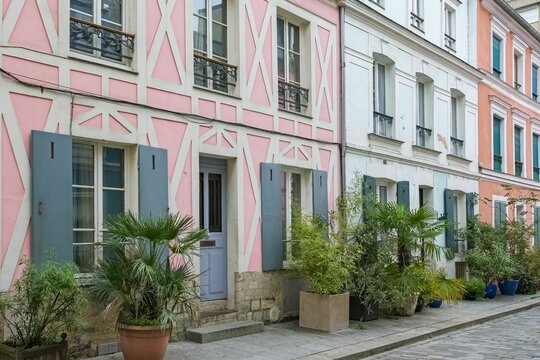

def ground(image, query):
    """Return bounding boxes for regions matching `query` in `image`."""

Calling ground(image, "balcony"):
[515,160,523,177]
[493,154,503,172]
[373,112,393,137]
[194,53,237,94]
[444,34,456,51]
[416,125,432,147]
[278,80,309,114]
[450,137,464,158]
[70,17,134,62]
[410,12,424,30]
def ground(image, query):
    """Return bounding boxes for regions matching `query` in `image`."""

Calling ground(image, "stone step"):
[199,309,238,327]
[186,320,264,344]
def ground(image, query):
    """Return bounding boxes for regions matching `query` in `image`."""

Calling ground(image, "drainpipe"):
[339,3,347,196]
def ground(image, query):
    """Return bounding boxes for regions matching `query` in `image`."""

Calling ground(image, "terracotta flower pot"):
[118,324,171,360]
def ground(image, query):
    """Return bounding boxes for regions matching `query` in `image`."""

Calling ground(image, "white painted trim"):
[492,194,508,224]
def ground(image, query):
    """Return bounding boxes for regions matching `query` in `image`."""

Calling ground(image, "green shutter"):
[514,126,521,162]
[466,192,475,222]
[493,36,501,72]
[363,175,377,221]
[494,201,507,226]
[534,134,539,181]
[397,181,410,210]
[444,189,455,251]
[31,131,73,264]
[261,163,283,271]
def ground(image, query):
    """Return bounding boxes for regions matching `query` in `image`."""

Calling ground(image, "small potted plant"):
[423,268,465,308]
[0,259,86,360]
[461,278,486,300]
[91,212,207,360]
[290,213,355,332]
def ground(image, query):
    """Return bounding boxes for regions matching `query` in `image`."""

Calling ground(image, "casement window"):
[515,203,526,223]
[261,164,327,271]
[514,126,524,177]
[69,0,134,63]
[533,134,540,181]
[493,116,504,172]
[514,51,524,91]
[373,59,395,137]
[416,76,434,148]
[492,35,503,79]
[444,6,456,51]
[494,200,507,226]
[369,0,385,8]
[72,143,126,272]
[378,185,388,204]
[450,92,465,158]
[277,17,308,113]
[532,64,539,101]
[411,0,424,30]
[193,0,237,93]
[30,131,168,270]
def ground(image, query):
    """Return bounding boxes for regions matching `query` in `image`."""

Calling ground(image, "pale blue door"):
[199,158,227,300]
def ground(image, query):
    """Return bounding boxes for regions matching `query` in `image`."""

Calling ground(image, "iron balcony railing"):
[534,166,540,181]
[410,12,424,30]
[515,161,523,177]
[454,238,467,255]
[494,154,503,171]
[416,125,432,147]
[70,17,134,61]
[450,137,464,157]
[514,81,522,91]
[278,80,309,113]
[193,53,237,93]
[444,33,456,50]
[373,111,393,137]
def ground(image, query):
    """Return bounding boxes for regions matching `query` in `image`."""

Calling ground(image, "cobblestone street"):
[367,306,540,359]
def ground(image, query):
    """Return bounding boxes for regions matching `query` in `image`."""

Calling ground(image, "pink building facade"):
[0,0,340,327]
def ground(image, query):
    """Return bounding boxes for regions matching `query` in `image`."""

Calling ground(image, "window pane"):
[212,0,227,24]
[418,82,425,126]
[212,23,227,59]
[515,127,521,162]
[101,0,122,29]
[193,16,208,53]
[208,173,222,232]
[194,0,207,16]
[103,189,124,222]
[73,188,94,228]
[451,97,457,137]
[277,18,285,48]
[74,230,94,244]
[73,143,94,186]
[289,53,300,83]
[199,173,205,229]
[288,23,300,53]
[493,117,501,154]
[534,65,538,97]
[278,48,285,79]
[74,244,95,273]
[379,186,387,204]
[377,64,386,113]
[534,134,539,167]
[103,147,124,188]
[70,0,93,20]
[493,36,501,70]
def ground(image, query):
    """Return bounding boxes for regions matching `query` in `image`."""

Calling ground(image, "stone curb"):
[300,296,540,360]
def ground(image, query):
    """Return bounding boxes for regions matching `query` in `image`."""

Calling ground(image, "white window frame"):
[72,141,133,272]
[515,202,527,223]
[410,0,424,30]
[491,17,508,81]
[513,36,526,93]
[513,109,527,178]
[450,89,466,158]
[531,52,540,101]
[493,195,508,226]
[192,0,229,62]
[443,4,456,51]
[490,97,510,172]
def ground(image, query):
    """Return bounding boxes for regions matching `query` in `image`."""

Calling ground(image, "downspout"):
[339,4,347,195]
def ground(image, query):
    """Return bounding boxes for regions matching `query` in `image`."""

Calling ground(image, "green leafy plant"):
[515,273,537,295]
[0,260,86,349]
[422,268,464,303]
[91,212,207,326]
[290,213,355,295]
[525,246,540,280]
[461,278,485,300]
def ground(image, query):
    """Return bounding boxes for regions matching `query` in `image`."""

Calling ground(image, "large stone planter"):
[299,291,349,332]
[0,334,68,360]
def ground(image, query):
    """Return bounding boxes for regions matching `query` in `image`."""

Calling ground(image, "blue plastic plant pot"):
[484,284,497,299]
[499,279,519,296]
[428,299,443,308]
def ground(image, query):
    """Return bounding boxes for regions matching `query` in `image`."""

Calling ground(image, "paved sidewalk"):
[88,294,540,360]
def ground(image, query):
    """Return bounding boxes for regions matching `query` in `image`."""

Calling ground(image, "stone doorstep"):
[186,320,264,344]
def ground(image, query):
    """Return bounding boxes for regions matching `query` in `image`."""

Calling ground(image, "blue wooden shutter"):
[466,192,475,222]
[261,163,283,271]
[31,131,73,264]
[312,170,328,223]
[494,201,507,226]
[535,207,540,246]
[363,175,376,196]
[444,189,455,251]
[533,65,538,99]
[493,36,500,72]
[397,181,410,210]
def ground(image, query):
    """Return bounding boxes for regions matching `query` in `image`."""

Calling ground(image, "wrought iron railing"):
[493,154,503,171]
[410,12,424,30]
[444,34,456,50]
[373,111,393,137]
[416,125,432,147]
[193,53,237,93]
[534,166,540,181]
[533,92,538,101]
[515,160,523,177]
[493,68,502,79]
[454,238,467,255]
[278,80,309,113]
[450,137,464,157]
[69,17,134,61]
[514,81,522,90]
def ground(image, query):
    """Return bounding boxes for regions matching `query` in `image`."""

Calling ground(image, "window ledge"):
[447,154,472,167]
[278,108,313,120]
[193,84,241,100]
[68,52,137,75]
[368,133,403,152]
[412,144,442,160]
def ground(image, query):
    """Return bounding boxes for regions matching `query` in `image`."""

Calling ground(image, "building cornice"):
[480,167,540,189]
[338,0,483,81]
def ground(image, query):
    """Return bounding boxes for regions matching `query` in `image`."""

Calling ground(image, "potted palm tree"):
[0,260,86,360]
[91,212,207,360]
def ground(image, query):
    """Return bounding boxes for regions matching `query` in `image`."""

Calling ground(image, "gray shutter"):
[261,163,283,271]
[31,131,73,264]
[535,207,540,246]
[363,175,376,196]
[138,145,168,218]
[397,181,410,210]
[466,192,475,222]
[494,201,507,226]
[138,145,169,263]
[444,189,455,251]
[312,170,328,222]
